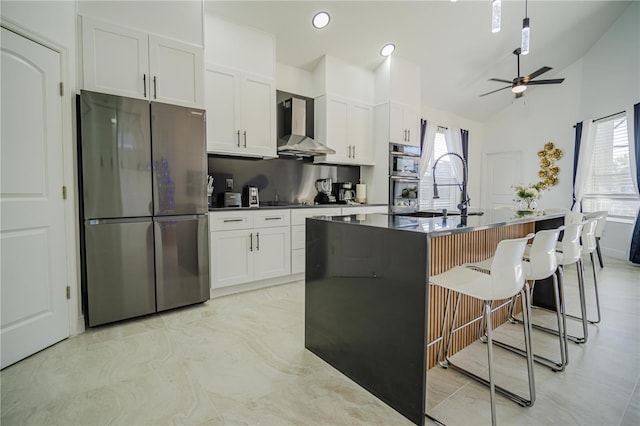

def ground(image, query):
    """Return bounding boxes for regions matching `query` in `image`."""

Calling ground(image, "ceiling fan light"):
[521,17,530,55]
[491,0,502,33]
[380,43,395,57]
[512,83,527,94]
[312,11,330,29]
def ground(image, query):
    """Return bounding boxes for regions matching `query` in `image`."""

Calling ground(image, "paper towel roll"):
[356,183,367,203]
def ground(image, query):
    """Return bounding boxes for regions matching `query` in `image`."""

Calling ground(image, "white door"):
[254,227,291,281]
[483,151,523,207]
[389,102,405,144]
[350,102,373,165]
[241,73,275,157]
[148,35,204,108]
[1,27,69,369]
[205,64,240,154]
[326,96,350,162]
[81,16,148,99]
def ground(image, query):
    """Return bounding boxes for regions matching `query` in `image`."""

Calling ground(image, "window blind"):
[583,115,640,218]
[420,131,459,210]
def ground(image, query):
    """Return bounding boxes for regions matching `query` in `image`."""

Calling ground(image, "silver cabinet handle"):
[243,130,247,148]
[353,145,356,158]
[153,76,157,99]
[256,232,260,251]
[223,218,243,223]
[237,130,241,147]
[265,217,282,221]
[407,129,410,141]
[249,232,253,252]
[143,74,147,97]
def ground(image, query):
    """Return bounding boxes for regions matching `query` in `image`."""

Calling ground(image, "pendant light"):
[521,0,530,55]
[491,0,502,33]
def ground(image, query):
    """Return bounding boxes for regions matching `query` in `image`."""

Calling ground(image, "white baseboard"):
[210,273,305,299]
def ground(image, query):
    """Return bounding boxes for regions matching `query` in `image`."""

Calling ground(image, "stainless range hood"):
[278,97,335,156]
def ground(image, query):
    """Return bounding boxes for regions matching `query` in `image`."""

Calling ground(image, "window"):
[583,115,639,219]
[419,131,459,210]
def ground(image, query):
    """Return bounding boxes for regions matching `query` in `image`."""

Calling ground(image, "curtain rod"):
[592,110,625,123]
[437,125,448,130]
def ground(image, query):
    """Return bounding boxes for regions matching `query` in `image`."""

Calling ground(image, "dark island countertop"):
[208,203,387,212]
[313,208,565,237]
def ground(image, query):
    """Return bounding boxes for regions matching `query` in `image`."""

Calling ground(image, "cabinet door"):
[148,35,204,108]
[210,229,254,288]
[240,73,276,157]
[316,96,350,164]
[389,102,406,144]
[205,64,241,154]
[81,16,148,99]
[254,226,291,281]
[403,106,421,147]
[350,102,373,165]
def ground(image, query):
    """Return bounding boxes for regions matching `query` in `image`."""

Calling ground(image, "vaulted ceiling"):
[204,1,630,122]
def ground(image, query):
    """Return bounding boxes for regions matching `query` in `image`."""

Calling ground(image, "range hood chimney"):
[278,98,335,156]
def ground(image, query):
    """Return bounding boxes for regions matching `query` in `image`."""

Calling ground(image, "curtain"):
[571,122,583,210]
[629,103,640,264]
[418,119,437,178]
[444,126,464,185]
[572,119,597,212]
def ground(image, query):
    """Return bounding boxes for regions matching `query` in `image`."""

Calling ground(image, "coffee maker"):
[243,185,259,208]
[314,178,336,204]
[333,182,356,204]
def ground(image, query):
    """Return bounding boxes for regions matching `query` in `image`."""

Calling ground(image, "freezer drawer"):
[155,215,210,311]
[84,219,156,327]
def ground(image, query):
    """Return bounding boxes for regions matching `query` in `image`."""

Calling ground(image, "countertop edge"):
[208,204,388,212]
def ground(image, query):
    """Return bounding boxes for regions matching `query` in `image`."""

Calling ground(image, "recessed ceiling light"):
[380,43,395,57]
[312,11,330,29]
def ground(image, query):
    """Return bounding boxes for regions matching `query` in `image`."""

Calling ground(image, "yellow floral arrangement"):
[536,142,563,189]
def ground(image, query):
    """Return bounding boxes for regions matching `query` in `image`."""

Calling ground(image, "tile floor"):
[1,257,638,425]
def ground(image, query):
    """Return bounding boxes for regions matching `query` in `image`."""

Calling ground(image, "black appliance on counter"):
[314,178,336,204]
[333,182,356,204]
[243,185,259,208]
[77,90,209,327]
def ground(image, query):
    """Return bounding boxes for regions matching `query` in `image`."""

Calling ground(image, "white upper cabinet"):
[81,16,204,108]
[205,64,276,157]
[204,13,277,158]
[313,56,375,166]
[374,56,421,147]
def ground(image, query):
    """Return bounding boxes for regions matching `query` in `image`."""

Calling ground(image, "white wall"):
[482,1,640,260]
[1,0,82,333]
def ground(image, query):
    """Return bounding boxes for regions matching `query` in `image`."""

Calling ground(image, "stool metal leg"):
[485,300,497,426]
[595,237,604,268]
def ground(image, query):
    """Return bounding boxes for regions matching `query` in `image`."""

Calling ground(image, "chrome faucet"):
[432,152,470,218]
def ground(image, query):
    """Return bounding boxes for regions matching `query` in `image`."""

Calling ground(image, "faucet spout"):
[432,152,469,218]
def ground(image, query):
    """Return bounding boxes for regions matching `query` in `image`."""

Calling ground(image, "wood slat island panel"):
[427,222,534,369]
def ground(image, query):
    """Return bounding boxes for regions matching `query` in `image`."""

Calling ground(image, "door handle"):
[143,74,147,97]
[353,145,356,158]
[407,129,410,141]
[237,130,241,147]
[223,218,244,223]
[153,76,157,99]
[243,130,247,148]
[249,232,253,252]
[256,232,260,251]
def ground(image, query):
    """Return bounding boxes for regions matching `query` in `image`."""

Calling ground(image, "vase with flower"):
[513,183,544,212]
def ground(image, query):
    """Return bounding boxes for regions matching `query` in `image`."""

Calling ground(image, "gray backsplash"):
[207,156,360,206]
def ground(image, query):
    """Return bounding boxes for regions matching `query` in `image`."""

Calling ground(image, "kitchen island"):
[304,209,564,426]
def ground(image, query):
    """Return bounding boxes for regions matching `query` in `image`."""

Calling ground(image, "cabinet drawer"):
[291,224,305,250]
[209,211,253,231]
[254,210,290,228]
[291,208,342,225]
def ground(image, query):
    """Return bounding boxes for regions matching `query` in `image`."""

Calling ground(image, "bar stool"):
[568,217,602,325]
[466,228,568,372]
[585,211,607,268]
[431,233,535,426]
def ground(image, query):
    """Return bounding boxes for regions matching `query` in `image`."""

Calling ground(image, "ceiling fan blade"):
[489,78,513,84]
[524,66,552,82]
[527,78,565,85]
[479,85,512,97]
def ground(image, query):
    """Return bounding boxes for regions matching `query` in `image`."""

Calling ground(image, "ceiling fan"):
[480,48,565,98]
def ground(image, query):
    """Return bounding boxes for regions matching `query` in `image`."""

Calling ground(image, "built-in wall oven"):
[389,144,421,213]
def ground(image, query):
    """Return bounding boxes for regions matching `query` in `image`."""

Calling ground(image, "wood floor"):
[1,257,638,425]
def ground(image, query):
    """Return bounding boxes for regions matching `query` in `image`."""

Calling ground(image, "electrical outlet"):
[225,178,233,191]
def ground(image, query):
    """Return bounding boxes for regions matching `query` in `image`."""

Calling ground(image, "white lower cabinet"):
[209,210,290,289]
[291,208,342,274]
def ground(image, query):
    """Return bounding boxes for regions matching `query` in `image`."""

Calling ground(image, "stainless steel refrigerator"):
[78,90,209,327]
